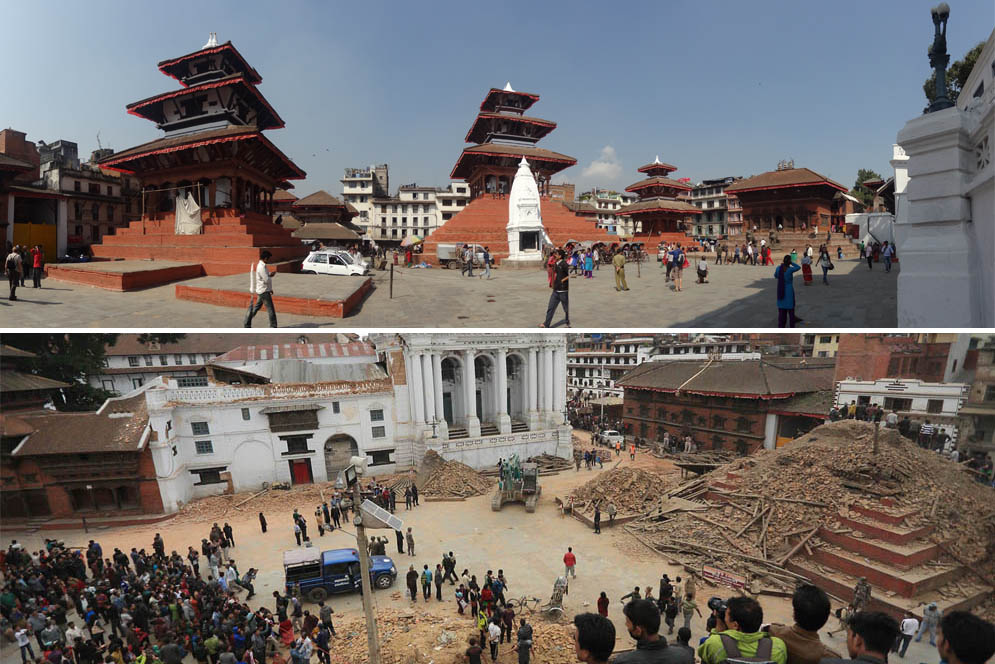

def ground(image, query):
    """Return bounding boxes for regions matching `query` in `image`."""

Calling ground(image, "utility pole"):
[350,474,381,664]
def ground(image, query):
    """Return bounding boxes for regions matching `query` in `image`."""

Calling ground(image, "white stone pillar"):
[463,350,480,437]
[421,353,435,427]
[543,347,554,426]
[552,349,565,425]
[527,348,539,430]
[409,351,425,424]
[896,107,990,326]
[432,353,445,422]
[496,349,510,434]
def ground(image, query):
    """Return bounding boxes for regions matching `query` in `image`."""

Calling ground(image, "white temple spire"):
[503,81,515,92]
[654,155,661,164]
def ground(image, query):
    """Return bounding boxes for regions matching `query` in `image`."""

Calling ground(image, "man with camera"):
[698,597,787,664]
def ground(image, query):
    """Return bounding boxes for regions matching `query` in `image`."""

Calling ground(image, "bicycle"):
[506,595,542,614]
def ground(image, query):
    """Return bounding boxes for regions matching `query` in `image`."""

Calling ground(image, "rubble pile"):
[628,421,995,592]
[327,608,577,664]
[570,467,677,515]
[419,450,493,498]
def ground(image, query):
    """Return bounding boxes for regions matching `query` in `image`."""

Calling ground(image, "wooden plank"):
[777,526,820,565]
[735,506,770,538]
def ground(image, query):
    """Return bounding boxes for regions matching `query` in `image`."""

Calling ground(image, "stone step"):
[848,503,915,527]
[787,558,991,620]
[803,545,963,597]
[836,513,934,545]
[101,232,297,248]
[817,527,945,570]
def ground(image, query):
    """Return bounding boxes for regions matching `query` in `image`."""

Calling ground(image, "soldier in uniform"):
[853,577,872,612]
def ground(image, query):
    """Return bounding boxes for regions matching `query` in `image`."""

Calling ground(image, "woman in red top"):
[30,245,43,288]
[597,591,609,617]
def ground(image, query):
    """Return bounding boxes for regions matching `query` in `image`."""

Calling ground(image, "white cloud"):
[581,145,622,181]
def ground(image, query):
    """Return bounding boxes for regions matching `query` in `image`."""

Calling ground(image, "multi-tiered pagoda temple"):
[75,35,309,283]
[423,83,612,265]
[617,157,700,245]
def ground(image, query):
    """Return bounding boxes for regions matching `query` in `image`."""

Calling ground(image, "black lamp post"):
[927,3,955,112]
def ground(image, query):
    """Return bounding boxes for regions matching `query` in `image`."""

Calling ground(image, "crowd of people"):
[5,243,45,301]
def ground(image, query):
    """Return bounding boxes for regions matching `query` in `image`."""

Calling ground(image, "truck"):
[435,243,485,269]
[491,455,541,513]
[283,547,396,602]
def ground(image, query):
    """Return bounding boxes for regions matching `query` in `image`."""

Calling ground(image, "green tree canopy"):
[849,168,883,207]
[4,333,185,411]
[923,41,985,108]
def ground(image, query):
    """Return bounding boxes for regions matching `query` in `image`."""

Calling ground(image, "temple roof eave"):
[125,75,284,131]
[624,176,692,193]
[157,41,262,87]
[450,144,576,180]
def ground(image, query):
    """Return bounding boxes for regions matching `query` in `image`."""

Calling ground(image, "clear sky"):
[2,1,992,196]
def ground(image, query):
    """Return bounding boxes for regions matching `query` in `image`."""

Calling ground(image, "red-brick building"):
[617,357,835,453]
[1,393,164,520]
[834,334,954,384]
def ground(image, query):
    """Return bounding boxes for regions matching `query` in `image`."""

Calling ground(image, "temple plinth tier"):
[616,156,700,247]
[55,36,310,285]
[422,83,615,266]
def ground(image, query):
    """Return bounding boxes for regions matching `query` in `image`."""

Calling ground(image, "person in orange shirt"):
[629,443,636,461]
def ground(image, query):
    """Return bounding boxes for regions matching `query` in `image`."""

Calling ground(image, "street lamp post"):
[927,3,954,112]
[345,463,381,664]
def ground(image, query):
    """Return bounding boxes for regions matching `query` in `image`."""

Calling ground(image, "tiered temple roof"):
[618,156,700,240]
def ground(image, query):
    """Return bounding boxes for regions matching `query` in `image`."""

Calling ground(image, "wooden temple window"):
[735,416,752,432]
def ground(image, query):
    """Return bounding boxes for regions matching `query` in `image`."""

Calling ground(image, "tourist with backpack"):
[5,245,23,301]
[698,597,787,664]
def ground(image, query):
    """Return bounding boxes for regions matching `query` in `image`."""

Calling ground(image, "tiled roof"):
[451,143,576,179]
[0,414,35,437]
[770,390,834,417]
[292,223,361,241]
[465,113,556,143]
[617,199,702,216]
[0,344,37,359]
[212,341,374,363]
[293,190,348,208]
[724,168,846,194]
[273,190,298,201]
[0,153,34,171]
[157,41,262,86]
[625,176,693,193]
[126,75,284,131]
[617,357,836,398]
[14,395,148,456]
[638,161,678,173]
[562,201,599,214]
[479,88,540,112]
[0,370,71,393]
[104,333,352,356]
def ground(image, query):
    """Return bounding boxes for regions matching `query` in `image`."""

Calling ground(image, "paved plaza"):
[1,257,898,328]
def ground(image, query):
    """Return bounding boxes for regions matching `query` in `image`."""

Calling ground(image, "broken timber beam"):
[777,526,821,565]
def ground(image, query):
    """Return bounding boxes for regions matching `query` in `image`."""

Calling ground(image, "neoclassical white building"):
[375,333,572,468]
[133,336,570,511]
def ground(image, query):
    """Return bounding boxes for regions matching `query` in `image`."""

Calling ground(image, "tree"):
[923,41,985,108]
[4,333,185,411]
[849,168,883,208]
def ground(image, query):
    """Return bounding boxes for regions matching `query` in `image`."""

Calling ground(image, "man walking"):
[540,249,570,328]
[6,245,23,301]
[893,612,918,657]
[406,527,415,556]
[406,565,418,602]
[481,246,492,279]
[613,250,628,291]
[245,251,278,327]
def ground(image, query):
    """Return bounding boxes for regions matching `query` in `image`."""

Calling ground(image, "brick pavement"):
[0,258,897,328]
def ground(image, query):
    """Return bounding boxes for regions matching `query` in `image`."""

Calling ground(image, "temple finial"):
[203,32,218,48]
[503,81,515,92]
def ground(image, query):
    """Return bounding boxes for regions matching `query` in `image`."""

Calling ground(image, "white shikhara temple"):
[135,334,570,511]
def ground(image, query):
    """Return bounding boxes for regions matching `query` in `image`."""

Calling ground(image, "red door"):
[289,459,313,485]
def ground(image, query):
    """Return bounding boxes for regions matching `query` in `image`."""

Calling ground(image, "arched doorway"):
[474,354,496,424]
[507,353,527,421]
[441,356,465,425]
[324,434,359,482]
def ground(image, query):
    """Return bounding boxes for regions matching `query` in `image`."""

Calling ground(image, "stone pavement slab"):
[0,258,898,328]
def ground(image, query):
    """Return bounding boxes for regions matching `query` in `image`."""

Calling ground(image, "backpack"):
[718,634,776,664]
[5,254,18,273]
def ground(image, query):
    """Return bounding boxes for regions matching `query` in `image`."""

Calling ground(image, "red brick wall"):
[834,334,951,383]
[622,388,767,454]
[138,446,165,514]
[0,129,41,182]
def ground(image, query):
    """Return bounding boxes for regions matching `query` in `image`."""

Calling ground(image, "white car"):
[301,250,369,276]
[601,430,624,446]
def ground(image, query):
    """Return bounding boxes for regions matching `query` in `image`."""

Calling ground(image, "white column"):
[421,353,435,426]
[409,351,425,424]
[763,413,778,450]
[527,348,539,430]
[497,349,510,433]
[432,353,444,422]
[463,349,480,437]
[553,349,565,424]
[543,347,554,425]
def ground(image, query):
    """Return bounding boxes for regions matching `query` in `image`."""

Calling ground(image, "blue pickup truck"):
[283,547,396,602]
